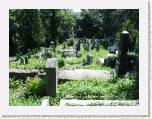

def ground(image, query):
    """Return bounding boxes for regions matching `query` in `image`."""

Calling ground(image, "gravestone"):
[83,54,93,65]
[115,31,130,76]
[108,44,117,54]
[20,57,25,65]
[95,39,100,51]
[91,38,96,50]
[45,58,57,96]
[83,40,90,52]
[96,58,104,66]
[24,56,28,64]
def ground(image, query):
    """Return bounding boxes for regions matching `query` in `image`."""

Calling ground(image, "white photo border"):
[0,0,148,116]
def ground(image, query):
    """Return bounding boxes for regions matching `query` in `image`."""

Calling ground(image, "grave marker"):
[115,31,130,76]
[45,58,57,96]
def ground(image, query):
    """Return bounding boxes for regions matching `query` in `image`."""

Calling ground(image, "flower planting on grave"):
[9,9,139,106]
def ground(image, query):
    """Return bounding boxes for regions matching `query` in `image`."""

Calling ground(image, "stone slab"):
[58,69,111,80]
[60,99,139,106]
[10,69,111,80]
[41,97,50,106]
[96,58,105,65]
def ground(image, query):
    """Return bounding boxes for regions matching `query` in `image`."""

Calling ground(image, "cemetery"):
[9,9,139,106]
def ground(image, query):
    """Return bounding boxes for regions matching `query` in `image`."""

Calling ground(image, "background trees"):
[9,9,139,56]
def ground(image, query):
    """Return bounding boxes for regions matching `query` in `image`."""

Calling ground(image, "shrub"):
[58,58,65,68]
[65,57,82,65]
[66,38,74,46]
[9,78,24,89]
[25,77,46,96]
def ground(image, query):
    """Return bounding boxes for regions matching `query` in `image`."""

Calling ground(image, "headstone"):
[87,54,93,64]
[96,40,100,51]
[45,58,57,96]
[83,40,90,52]
[75,39,81,51]
[20,57,25,65]
[91,38,96,50]
[24,56,28,64]
[83,54,93,65]
[96,58,104,65]
[108,44,117,54]
[115,31,130,76]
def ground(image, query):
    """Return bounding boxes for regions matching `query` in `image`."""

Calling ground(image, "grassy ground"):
[9,44,111,70]
[9,76,139,106]
[9,44,138,106]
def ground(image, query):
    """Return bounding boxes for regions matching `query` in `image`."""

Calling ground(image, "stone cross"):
[115,31,130,76]
[45,58,57,96]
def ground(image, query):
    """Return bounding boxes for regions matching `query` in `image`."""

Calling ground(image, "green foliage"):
[57,58,65,68]
[9,78,24,89]
[50,77,138,105]
[9,75,138,106]
[25,77,46,96]
[9,57,46,70]
[65,57,82,65]
[66,38,74,46]
[9,78,42,106]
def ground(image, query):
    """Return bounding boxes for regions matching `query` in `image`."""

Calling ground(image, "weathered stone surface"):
[96,58,105,65]
[41,97,50,106]
[9,69,40,79]
[58,69,111,80]
[60,99,139,106]
[45,58,57,96]
[107,53,117,57]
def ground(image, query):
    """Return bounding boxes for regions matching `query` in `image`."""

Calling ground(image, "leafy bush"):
[58,58,65,68]
[9,78,24,89]
[25,77,46,96]
[9,78,43,106]
[65,57,82,65]
[50,77,138,105]
[66,38,74,46]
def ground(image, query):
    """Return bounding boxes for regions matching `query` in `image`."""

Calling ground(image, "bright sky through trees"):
[73,9,81,13]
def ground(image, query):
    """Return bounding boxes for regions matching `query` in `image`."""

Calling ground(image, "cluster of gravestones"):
[39,47,53,60]
[82,38,100,52]
[95,31,138,78]
[40,31,139,100]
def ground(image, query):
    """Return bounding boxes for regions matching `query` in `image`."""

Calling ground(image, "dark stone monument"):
[83,54,93,65]
[115,31,130,76]
[24,56,28,64]
[45,58,57,96]
[20,57,25,65]
[95,39,100,51]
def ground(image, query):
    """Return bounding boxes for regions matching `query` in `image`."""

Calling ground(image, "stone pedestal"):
[45,58,57,96]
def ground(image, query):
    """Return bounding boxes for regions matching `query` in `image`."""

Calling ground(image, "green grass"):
[9,45,111,70]
[9,45,137,106]
[9,78,43,106]
[50,77,138,105]
[9,57,46,70]
[9,76,138,106]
